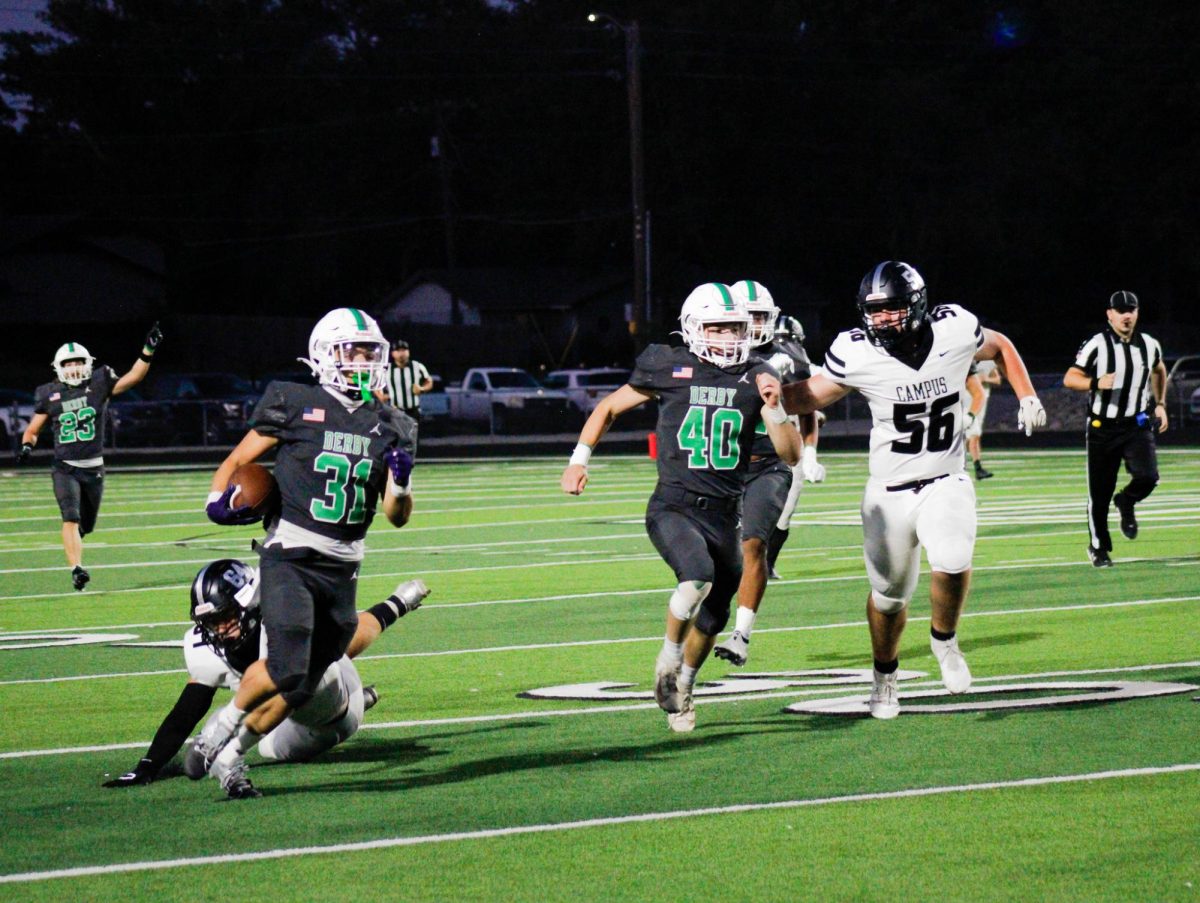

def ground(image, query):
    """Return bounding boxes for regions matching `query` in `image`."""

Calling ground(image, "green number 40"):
[676,406,744,470]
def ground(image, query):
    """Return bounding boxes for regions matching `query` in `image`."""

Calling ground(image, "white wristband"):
[762,403,788,425]
[389,475,413,498]
[569,443,593,467]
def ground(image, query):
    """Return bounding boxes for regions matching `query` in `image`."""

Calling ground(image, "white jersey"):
[183,627,243,691]
[183,624,351,730]
[821,304,984,484]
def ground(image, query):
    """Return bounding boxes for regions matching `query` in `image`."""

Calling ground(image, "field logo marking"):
[519,669,926,701]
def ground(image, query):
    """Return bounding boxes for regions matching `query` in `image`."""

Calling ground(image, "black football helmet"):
[856,261,928,349]
[189,559,261,661]
[774,314,806,346]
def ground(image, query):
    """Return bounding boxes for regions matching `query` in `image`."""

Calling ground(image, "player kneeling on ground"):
[103,559,428,796]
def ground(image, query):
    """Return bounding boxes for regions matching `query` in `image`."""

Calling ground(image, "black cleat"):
[974,462,993,480]
[363,684,380,712]
[1087,546,1114,568]
[71,566,90,591]
[1114,492,1138,540]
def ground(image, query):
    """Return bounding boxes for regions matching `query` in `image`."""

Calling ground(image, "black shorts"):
[741,458,792,543]
[645,486,742,635]
[51,461,104,535]
[257,545,360,702]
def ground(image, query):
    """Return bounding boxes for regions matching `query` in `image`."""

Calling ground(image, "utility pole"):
[590,13,649,345]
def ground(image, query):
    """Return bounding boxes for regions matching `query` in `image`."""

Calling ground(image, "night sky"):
[2,1,1197,372]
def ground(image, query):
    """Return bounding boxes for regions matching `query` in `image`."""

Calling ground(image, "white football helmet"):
[53,342,94,386]
[730,280,779,347]
[300,308,389,394]
[679,283,752,367]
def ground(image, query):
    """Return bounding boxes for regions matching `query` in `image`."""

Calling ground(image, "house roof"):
[378,267,628,314]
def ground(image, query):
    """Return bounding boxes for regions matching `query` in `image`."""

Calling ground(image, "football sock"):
[874,657,899,674]
[679,663,698,691]
[659,639,683,664]
[734,606,756,638]
[766,528,789,571]
[930,627,956,642]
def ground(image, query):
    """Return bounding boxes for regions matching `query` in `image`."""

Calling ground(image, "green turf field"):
[1,448,1198,901]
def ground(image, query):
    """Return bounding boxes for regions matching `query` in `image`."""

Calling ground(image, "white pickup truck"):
[444,367,578,433]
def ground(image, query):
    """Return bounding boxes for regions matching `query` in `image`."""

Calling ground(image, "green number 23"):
[310,452,374,524]
[676,406,744,470]
[58,407,97,444]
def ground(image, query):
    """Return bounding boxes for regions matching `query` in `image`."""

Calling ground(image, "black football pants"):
[1085,420,1159,553]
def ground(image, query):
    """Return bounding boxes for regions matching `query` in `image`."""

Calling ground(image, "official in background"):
[1063,291,1168,568]
[380,339,432,422]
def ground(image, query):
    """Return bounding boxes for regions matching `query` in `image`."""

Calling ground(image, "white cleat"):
[869,669,900,720]
[654,650,683,714]
[931,635,972,694]
[713,630,750,667]
[667,690,695,733]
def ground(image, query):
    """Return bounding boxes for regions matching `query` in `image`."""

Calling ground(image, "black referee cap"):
[1108,291,1139,312]
[391,339,409,350]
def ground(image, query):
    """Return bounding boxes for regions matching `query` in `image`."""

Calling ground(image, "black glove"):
[103,757,158,787]
[143,321,163,355]
[17,443,32,464]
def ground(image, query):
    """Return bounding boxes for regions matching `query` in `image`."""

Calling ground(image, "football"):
[228,463,279,518]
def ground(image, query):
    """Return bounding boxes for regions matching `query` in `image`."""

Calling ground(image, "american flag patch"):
[50,392,61,401]
[302,407,326,423]
[672,366,693,378]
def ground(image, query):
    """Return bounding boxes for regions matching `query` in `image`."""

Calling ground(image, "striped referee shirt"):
[386,359,431,411]
[1072,327,1163,418]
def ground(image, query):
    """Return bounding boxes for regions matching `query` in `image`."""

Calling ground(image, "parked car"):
[107,387,186,448]
[0,388,35,453]
[143,373,261,444]
[1166,355,1200,423]
[253,369,318,391]
[445,367,578,433]
[543,368,631,414]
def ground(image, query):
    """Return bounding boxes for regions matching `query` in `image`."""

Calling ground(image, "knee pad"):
[694,593,732,636]
[871,592,908,615]
[928,539,974,575]
[668,580,711,621]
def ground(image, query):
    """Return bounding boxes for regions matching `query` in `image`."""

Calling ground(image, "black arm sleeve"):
[142,682,219,772]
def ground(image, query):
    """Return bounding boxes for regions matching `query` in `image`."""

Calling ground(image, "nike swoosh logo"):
[938,350,952,356]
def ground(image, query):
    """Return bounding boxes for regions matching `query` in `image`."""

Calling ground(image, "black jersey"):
[749,339,811,458]
[250,382,416,542]
[630,345,774,499]
[33,366,118,462]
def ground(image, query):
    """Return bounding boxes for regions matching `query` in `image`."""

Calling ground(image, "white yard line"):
[1,761,1197,884]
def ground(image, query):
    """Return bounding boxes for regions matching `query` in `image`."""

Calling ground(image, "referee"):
[381,339,432,421]
[1063,290,1168,567]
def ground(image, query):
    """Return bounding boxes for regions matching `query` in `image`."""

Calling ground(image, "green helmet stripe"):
[713,283,734,310]
[68,343,75,352]
[348,308,367,330]
[743,280,757,301]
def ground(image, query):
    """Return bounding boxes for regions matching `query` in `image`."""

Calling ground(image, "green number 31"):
[310,452,374,524]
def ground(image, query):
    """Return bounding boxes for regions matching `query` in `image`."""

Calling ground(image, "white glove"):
[801,444,825,483]
[767,352,795,380]
[1017,396,1046,437]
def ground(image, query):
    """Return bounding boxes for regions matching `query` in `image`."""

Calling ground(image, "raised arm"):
[113,322,164,396]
